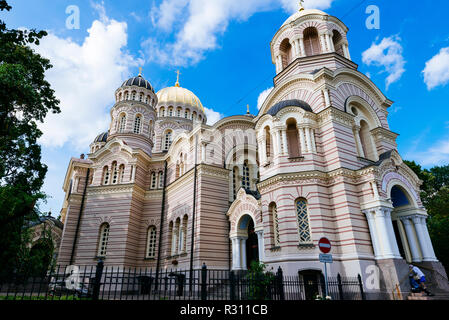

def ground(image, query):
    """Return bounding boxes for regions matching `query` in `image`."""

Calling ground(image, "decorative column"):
[322,88,331,108]
[255,230,265,263]
[275,129,282,159]
[310,129,317,154]
[305,127,312,154]
[282,129,289,156]
[353,126,365,158]
[343,42,351,60]
[421,217,438,261]
[240,237,247,270]
[373,207,398,259]
[299,36,306,57]
[400,217,422,262]
[319,33,327,53]
[328,32,335,52]
[384,208,402,258]
[324,33,332,53]
[231,237,242,270]
[275,55,282,73]
[131,165,136,183]
[363,210,382,259]
[412,215,437,261]
[294,39,301,59]
[201,143,206,163]
[299,127,307,153]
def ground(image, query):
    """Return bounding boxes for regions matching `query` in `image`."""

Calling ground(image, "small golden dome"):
[156,85,205,113]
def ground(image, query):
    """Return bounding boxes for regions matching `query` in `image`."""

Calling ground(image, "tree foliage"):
[0,1,60,276]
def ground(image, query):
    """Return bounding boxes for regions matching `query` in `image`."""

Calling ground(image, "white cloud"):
[406,137,449,167]
[257,87,274,110]
[422,47,449,90]
[204,107,223,125]
[34,4,142,150]
[362,36,405,89]
[146,0,335,66]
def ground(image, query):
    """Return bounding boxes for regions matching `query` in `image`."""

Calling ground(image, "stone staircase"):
[407,291,449,300]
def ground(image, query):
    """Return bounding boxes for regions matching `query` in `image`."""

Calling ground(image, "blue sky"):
[2,0,449,215]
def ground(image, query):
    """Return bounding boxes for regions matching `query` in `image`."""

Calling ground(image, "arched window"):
[177,108,182,117]
[158,171,164,189]
[125,92,129,100]
[97,223,110,257]
[146,226,157,258]
[118,164,125,183]
[287,118,301,158]
[279,38,293,69]
[119,114,127,133]
[233,166,239,200]
[176,162,180,179]
[103,166,110,185]
[132,91,136,100]
[270,203,280,247]
[139,93,143,102]
[242,161,250,190]
[145,96,149,104]
[134,115,142,134]
[185,109,190,119]
[164,131,172,151]
[111,162,118,184]
[265,126,272,160]
[296,199,311,243]
[172,219,180,255]
[332,30,344,56]
[168,107,173,117]
[151,172,157,189]
[359,120,376,161]
[160,107,165,117]
[304,27,321,56]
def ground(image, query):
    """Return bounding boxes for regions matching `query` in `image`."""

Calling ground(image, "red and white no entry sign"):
[318,237,331,254]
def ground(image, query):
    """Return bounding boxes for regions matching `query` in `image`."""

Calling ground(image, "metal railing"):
[0,262,365,301]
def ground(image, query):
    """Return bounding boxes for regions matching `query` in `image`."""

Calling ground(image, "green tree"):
[0,0,60,278]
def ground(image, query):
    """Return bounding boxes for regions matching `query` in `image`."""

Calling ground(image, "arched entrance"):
[246,219,259,269]
[390,185,412,261]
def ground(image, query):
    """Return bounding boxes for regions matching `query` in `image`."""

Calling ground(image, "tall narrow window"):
[177,108,181,117]
[134,115,142,134]
[168,107,173,117]
[158,171,164,189]
[119,114,126,133]
[270,203,280,246]
[164,131,172,151]
[118,164,125,183]
[172,220,179,256]
[97,223,110,257]
[132,92,136,100]
[139,93,143,102]
[151,172,157,189]
[233,166,239,200]
[287,118,300,158]
[146,226,157,258]
[103,166,110,185]
[111,162,118,184]
[265,126,272,159]
[242,161,250,190]
[303,27,321,56]
[296,199,311,243]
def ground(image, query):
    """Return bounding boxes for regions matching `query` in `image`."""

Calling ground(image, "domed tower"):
[108,70,158,156]
[271,5,353,85]
[154,72,207,152]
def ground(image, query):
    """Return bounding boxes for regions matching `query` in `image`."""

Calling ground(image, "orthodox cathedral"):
[57,5,448,298]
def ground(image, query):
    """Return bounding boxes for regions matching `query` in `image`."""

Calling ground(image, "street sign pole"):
[318,237,332,299]
[324,261,328,298]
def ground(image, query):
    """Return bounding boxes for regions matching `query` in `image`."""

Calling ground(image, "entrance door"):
[299,270,322,300]
[246,219,259,269]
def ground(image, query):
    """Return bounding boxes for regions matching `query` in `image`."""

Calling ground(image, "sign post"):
[318,237,332,299]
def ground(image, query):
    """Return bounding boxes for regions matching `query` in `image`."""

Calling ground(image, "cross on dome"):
[175,70,181,87]
[299,0,305,11]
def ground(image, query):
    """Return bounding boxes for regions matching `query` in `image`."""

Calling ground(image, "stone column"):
[275,55,282,73]
[374,208,397,259]
[282,129,289,156]
[299,127,307,153]
[294,39,301,59]
[363,210,382,259]
[305,127,312,154]
[322,88,331,108]
[325,34,332,53]
[299,36,306,57]
[384,208,402,258]
[201,143,206,163]
[255,230,265,263]
[319,34,327,53]
[328,32,335,52]
[400,217,422,262]
[421,217,438,261]
[353,126,365,158]
[412,215,437,261]
[131,165,136,183]
[240,237,247,270]
[343,43,351,60]
[310,129,317,154]
[275,129,282,157]
[231,237,241,270]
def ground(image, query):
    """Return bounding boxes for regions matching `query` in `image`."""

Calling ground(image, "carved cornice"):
[316,106,354,127]
[371,127,399,144]
[87,183,145,197]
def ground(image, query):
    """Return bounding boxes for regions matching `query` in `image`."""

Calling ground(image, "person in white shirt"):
[409,265,434,296]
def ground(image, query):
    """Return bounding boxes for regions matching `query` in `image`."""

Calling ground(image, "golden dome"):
[156,85,205,113]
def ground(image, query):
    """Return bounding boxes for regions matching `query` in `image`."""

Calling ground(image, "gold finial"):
[138,67,143,76]
[175,70,181,87]
[299,0,305,11]
[246,104,250,114]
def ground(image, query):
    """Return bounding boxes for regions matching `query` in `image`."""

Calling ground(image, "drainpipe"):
[189,135,199,292]
[70,168,90,266]
[155,160,168,290]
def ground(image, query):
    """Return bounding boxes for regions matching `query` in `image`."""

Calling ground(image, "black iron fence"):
[0,262,365,301]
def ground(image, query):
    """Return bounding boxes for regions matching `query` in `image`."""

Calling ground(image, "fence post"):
[337,273,344,300]
[357,274,366,300]
[201,263,207,301]
[230,270,236,301]
[277,267,285,301]
[92,259,104,301]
